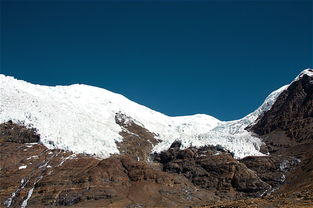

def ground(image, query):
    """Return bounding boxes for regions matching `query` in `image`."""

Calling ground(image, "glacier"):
[1,69,311,159]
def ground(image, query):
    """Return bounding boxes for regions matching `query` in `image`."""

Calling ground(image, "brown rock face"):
[115,112,160,162]
[240,156,300,188]
[0,141,219,207]
[154,143,271,198]
[0,121,40,143]
[250,73,313,144]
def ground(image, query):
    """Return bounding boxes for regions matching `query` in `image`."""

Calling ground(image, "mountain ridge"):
[1,69,312,159]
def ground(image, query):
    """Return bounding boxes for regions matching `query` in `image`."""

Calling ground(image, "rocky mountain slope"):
[0,69,313,207]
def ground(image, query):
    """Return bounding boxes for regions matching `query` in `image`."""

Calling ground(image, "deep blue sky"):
[1,1,312,120]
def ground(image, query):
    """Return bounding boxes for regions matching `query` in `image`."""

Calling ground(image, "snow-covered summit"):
[0,72,294,158]
[294,68,313,81]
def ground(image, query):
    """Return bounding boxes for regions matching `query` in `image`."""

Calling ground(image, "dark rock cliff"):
[250,72,313,144]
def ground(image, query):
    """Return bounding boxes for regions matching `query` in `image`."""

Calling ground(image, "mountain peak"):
[294,68,313,81]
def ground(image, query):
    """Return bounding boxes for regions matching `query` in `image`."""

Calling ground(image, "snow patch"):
[4,178,28,207]
[26,155,39,160]
[26,144,35,148]
[57,154,76,167]
[21,188,34,208]
[18,165,27,170]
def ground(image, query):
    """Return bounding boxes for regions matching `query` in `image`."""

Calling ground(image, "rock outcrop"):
[154,142,271,199]
[240,155,300,188]
[115,112,160,162]
[0,120,40,143]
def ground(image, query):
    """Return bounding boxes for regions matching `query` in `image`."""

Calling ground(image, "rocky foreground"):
[1,122,312,208]
[1,72,313,207]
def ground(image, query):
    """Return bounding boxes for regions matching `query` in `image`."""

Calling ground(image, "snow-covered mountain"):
[1,69,311,159]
